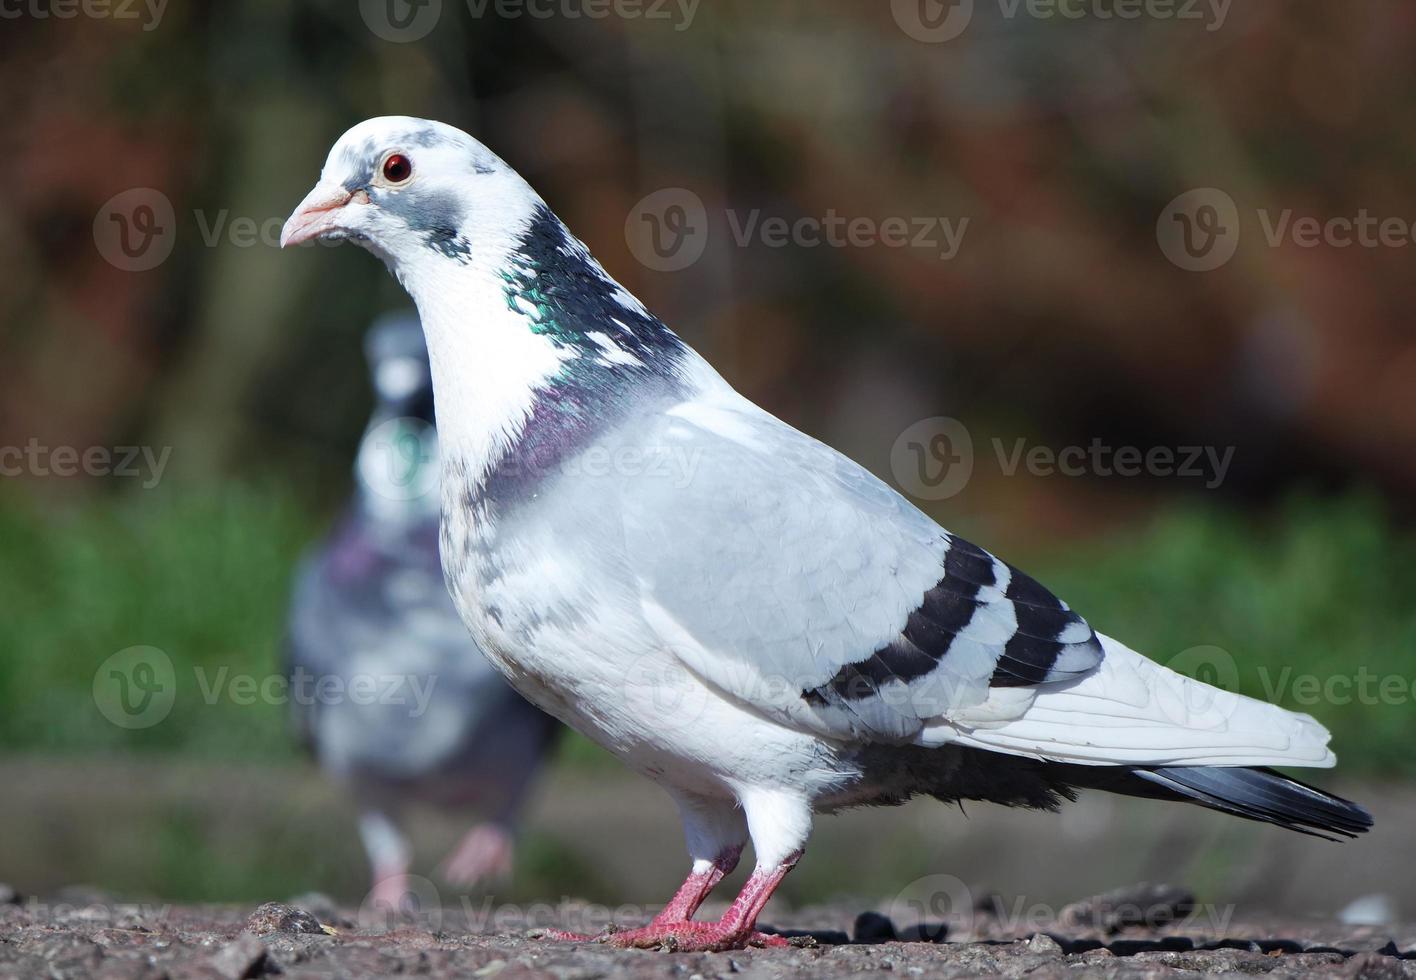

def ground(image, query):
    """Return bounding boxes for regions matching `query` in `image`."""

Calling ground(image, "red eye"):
[382,153,412,183]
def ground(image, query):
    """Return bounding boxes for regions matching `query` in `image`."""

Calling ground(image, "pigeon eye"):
[381,153,413,184]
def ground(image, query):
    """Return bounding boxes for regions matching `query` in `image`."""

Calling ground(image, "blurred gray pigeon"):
[283,117,1370,951]
[285,311,559,908]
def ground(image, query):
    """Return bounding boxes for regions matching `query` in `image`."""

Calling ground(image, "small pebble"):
[245,902,329,936]
[897,922,949,943]
[854,911,898,943]
[208,932,267,980]
[1059,882,1195,934]
[1027,933,1062,954]
[286,891,342,923]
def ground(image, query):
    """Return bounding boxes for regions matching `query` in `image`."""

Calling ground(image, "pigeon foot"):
[596,854,800,952]
[440,822,514,886]
[598,923,792,951]
[367,865,416,912]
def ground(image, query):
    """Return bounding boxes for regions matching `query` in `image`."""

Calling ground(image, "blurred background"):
[3,0,1415,927]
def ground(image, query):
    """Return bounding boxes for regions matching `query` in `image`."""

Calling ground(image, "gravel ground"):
[2,885,1414,979]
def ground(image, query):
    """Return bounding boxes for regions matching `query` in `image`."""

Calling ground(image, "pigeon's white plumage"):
[944,633,1335,767]
[283,116,1370,950]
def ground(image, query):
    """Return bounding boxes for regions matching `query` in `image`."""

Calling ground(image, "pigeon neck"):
[496,204,685,362]
[401,204,690,504]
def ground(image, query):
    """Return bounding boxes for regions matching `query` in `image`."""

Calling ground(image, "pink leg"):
[601,851,802,951]
[359,811,415,912]
[539,845,744,943]
[367,864,415,912]
[439,822,514,887]
[649,844,743,926]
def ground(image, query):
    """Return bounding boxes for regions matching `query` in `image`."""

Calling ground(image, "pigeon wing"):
[619,394,1104,743]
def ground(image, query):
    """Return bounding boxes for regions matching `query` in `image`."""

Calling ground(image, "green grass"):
[0,484,1410,775]
[1038,491,1416,777]
[0,482,313,759]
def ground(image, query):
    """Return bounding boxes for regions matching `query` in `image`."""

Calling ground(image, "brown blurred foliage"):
[4,0,1415,539]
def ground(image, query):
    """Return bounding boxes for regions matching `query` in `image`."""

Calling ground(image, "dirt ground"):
[3,885,1413,980]
[7,760,1411,921]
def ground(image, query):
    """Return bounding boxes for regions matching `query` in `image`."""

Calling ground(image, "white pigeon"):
[282,117,1370,951]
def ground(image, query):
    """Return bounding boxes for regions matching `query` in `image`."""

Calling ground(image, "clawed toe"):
[745,931,795,948]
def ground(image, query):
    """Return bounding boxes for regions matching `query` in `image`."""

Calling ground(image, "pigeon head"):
[289,117,691,493]
[280,116,537,271]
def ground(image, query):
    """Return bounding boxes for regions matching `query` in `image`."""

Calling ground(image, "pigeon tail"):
[1133,765,1372,839]
[1056,764,1373,841]
[943,633,1337,769]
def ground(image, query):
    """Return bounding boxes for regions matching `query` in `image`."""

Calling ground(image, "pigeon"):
[282,117,1372,950]
[284,310,560,908]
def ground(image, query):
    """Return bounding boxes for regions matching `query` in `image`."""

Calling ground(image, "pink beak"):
[280,182,354,248]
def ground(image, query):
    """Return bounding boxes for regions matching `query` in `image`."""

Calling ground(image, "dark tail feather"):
[1055,764,1373,841]
[928,748,1372,840]
[1132,766,1372,840]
